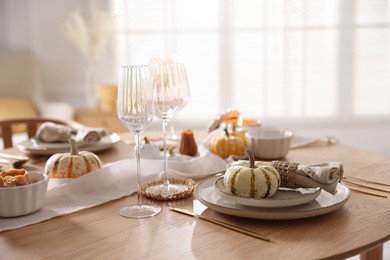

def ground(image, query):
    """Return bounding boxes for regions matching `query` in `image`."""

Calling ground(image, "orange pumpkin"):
[230,123,248,147]
[209,129,246,159]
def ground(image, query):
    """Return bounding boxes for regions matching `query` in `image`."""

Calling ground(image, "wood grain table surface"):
[0,131,389,260]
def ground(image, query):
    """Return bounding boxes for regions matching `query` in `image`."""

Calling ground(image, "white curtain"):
[109,0,390,123]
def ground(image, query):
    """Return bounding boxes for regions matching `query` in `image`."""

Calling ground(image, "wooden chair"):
[0,118,79,149]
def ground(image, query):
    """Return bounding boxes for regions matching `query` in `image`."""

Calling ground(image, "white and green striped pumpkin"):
[223,150,281,198]
[45,139,102,178]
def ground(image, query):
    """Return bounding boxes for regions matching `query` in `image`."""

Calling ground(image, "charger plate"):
[214,177,321,208]
[196,175,350,220]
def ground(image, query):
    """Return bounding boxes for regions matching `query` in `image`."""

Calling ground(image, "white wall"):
[0,0,113,107]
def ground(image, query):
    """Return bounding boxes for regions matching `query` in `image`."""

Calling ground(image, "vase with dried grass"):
[63,6,113,108]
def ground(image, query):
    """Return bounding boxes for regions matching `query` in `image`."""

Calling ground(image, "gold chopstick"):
[343,179,390,194]
[348,187,387,198]
[169,207,271,242]
[343,176,390,187]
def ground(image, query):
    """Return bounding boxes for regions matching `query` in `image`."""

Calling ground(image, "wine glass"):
[146,63,190,197]
[117,65,161,218]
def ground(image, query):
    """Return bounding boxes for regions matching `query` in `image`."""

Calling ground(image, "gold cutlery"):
[343,178,390,193]
[0,153,29,161]
[347,187,387,198]
[169,207,271,242]
[343,176,390,187]
[0,154,29,168]
[343,177,389,198]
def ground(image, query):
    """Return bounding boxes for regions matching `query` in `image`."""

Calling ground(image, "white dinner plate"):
[28,139,91,149]
[214,177,321,208]
[196,175,350,220]
[17,133,121,155]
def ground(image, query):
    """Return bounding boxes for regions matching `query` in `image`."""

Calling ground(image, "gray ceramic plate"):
[17,133,120,155]
[214,177,321,208]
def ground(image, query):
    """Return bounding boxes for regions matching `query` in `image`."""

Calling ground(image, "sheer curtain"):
[109,0,390,124]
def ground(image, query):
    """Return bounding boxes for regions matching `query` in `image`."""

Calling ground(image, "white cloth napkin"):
[265,161,344,194]
[0,145,226,232]
[35,122,107,144]
[293,162,344,194]
[35,122,75,143]
[74,127,108,143]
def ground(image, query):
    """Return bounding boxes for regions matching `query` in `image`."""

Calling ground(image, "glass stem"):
[134,132,143,207]
[162,119,170,187]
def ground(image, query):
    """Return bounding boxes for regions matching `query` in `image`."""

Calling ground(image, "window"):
[109,0,390,123]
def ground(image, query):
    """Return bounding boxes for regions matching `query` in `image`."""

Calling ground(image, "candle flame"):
[237,117,243,127]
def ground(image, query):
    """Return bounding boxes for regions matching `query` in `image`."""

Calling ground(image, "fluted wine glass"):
[117,65,161,218]
[145,63,190,197]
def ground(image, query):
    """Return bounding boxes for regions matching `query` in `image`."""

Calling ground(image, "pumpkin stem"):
[247,149,256,168]
[169,147,175,157]
[224,127,230,138]
[69,139,79,156]
[144,137,151,144]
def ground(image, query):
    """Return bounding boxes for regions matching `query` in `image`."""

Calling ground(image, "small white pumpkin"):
[223,150,280,198]
[45,139,102,178]
[140,137,160,159]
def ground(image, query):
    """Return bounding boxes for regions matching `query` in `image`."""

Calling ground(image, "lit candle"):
[232,122,248,147]
[237,117,243,127]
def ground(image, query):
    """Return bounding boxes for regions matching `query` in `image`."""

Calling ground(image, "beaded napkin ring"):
[271,161,299,188]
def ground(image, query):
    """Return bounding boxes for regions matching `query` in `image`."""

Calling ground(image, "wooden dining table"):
[0,131,389,260]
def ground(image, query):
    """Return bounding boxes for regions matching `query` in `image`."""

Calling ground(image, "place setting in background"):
[16,122,120,155]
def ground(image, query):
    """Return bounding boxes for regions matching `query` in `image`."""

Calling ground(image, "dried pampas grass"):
[64,8,114,62]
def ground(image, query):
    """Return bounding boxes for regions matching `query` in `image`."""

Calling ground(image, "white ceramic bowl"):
[0,172,49,217]
[247,128,293,159]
